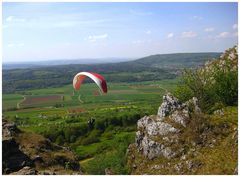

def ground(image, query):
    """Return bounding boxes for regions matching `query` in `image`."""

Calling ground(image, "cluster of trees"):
[175,47,237,113]
[3,61,175,93]
[83,132,135,174]
[42,111,142,145]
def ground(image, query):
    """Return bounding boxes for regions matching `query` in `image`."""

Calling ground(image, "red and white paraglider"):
[73,72,108,94]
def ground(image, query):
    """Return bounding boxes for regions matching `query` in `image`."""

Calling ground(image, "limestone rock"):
[10,166,37,175]
[2,119,20,140]
[138,136,175,159]
[105,168,114,175]
[157,93,183,119]
[135,93,201,160]
[213,109,224,116]
[169,109,189,127]
[137,115,179,136]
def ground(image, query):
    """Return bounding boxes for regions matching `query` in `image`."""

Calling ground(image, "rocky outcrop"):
[2,119,20,138]
[10,166,38,175]
[135,93,201,160]
[3,138,33,174]
[128,94,237,175]
[2,118,82,175]
[157,94,183,119]
[105,168,114,175]
[2,119,33,174]
[127,46,237,175]
[137,115,179,136]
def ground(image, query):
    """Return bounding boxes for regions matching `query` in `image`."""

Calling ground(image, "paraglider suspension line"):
[78,92,84,103]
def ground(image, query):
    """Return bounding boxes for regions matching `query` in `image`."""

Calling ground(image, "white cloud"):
[167,33,174,38]
[53,19,109,28]
[6,16,26,23]
[145,30,151,34]
[233,24,238,30]
[131,39,151,45]
[205,27,215,32]
[7,43,15,47]
[87,34,108,42]
[6,16,14,22]
[192,16,203,20]
[215,31,238,38]
[4,15,110,29]
[181,31,197,38]
[216,32,230,38]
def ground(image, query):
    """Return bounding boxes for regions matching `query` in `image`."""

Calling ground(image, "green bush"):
[83,133,134,174]
[81,136,100,146]
[213,64,238,106]
[174,84,194,103]
[80,130,101,145]
[175,69,217,112]
[95,119,106,132]
[102,131,114,140]
[56,135,64,145]
[175,58,237,113]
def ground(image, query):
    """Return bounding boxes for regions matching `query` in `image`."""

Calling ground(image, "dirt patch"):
[68,108,86,113]
[21,95,63,106]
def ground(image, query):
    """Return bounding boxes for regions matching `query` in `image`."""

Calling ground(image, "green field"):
[3,79,177,116]
[2,79,178,174]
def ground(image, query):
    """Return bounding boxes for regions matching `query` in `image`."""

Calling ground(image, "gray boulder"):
[137,115,179,136]
[140,136,175,160]
[135,93,201,160]
[157,93,183,119]
[10,166,37,175]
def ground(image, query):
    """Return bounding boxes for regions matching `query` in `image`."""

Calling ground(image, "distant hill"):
[133,53,221,69]
[3,58,135,70]
[3,52,221,93]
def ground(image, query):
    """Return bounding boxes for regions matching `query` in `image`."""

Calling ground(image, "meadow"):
[2,79,178,174]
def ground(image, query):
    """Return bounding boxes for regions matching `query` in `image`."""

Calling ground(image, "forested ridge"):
[3,53,220,93]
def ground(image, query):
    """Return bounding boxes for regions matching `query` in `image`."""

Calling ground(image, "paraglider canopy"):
[73,72,108,94]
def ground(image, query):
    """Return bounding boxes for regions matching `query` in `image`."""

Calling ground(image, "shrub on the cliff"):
[175,69,218,112]
[175,46,238,113]
[212,65,238,106]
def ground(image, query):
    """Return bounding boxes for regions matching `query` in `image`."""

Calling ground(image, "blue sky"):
[3,2,238,62]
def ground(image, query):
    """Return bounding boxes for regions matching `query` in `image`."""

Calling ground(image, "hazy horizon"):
[3,51,224,64]
[3,57,135,64]
[3,2,238,62]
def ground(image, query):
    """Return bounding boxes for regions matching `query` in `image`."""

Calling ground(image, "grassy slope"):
[193,106,237,174]
[12,128,81,174]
